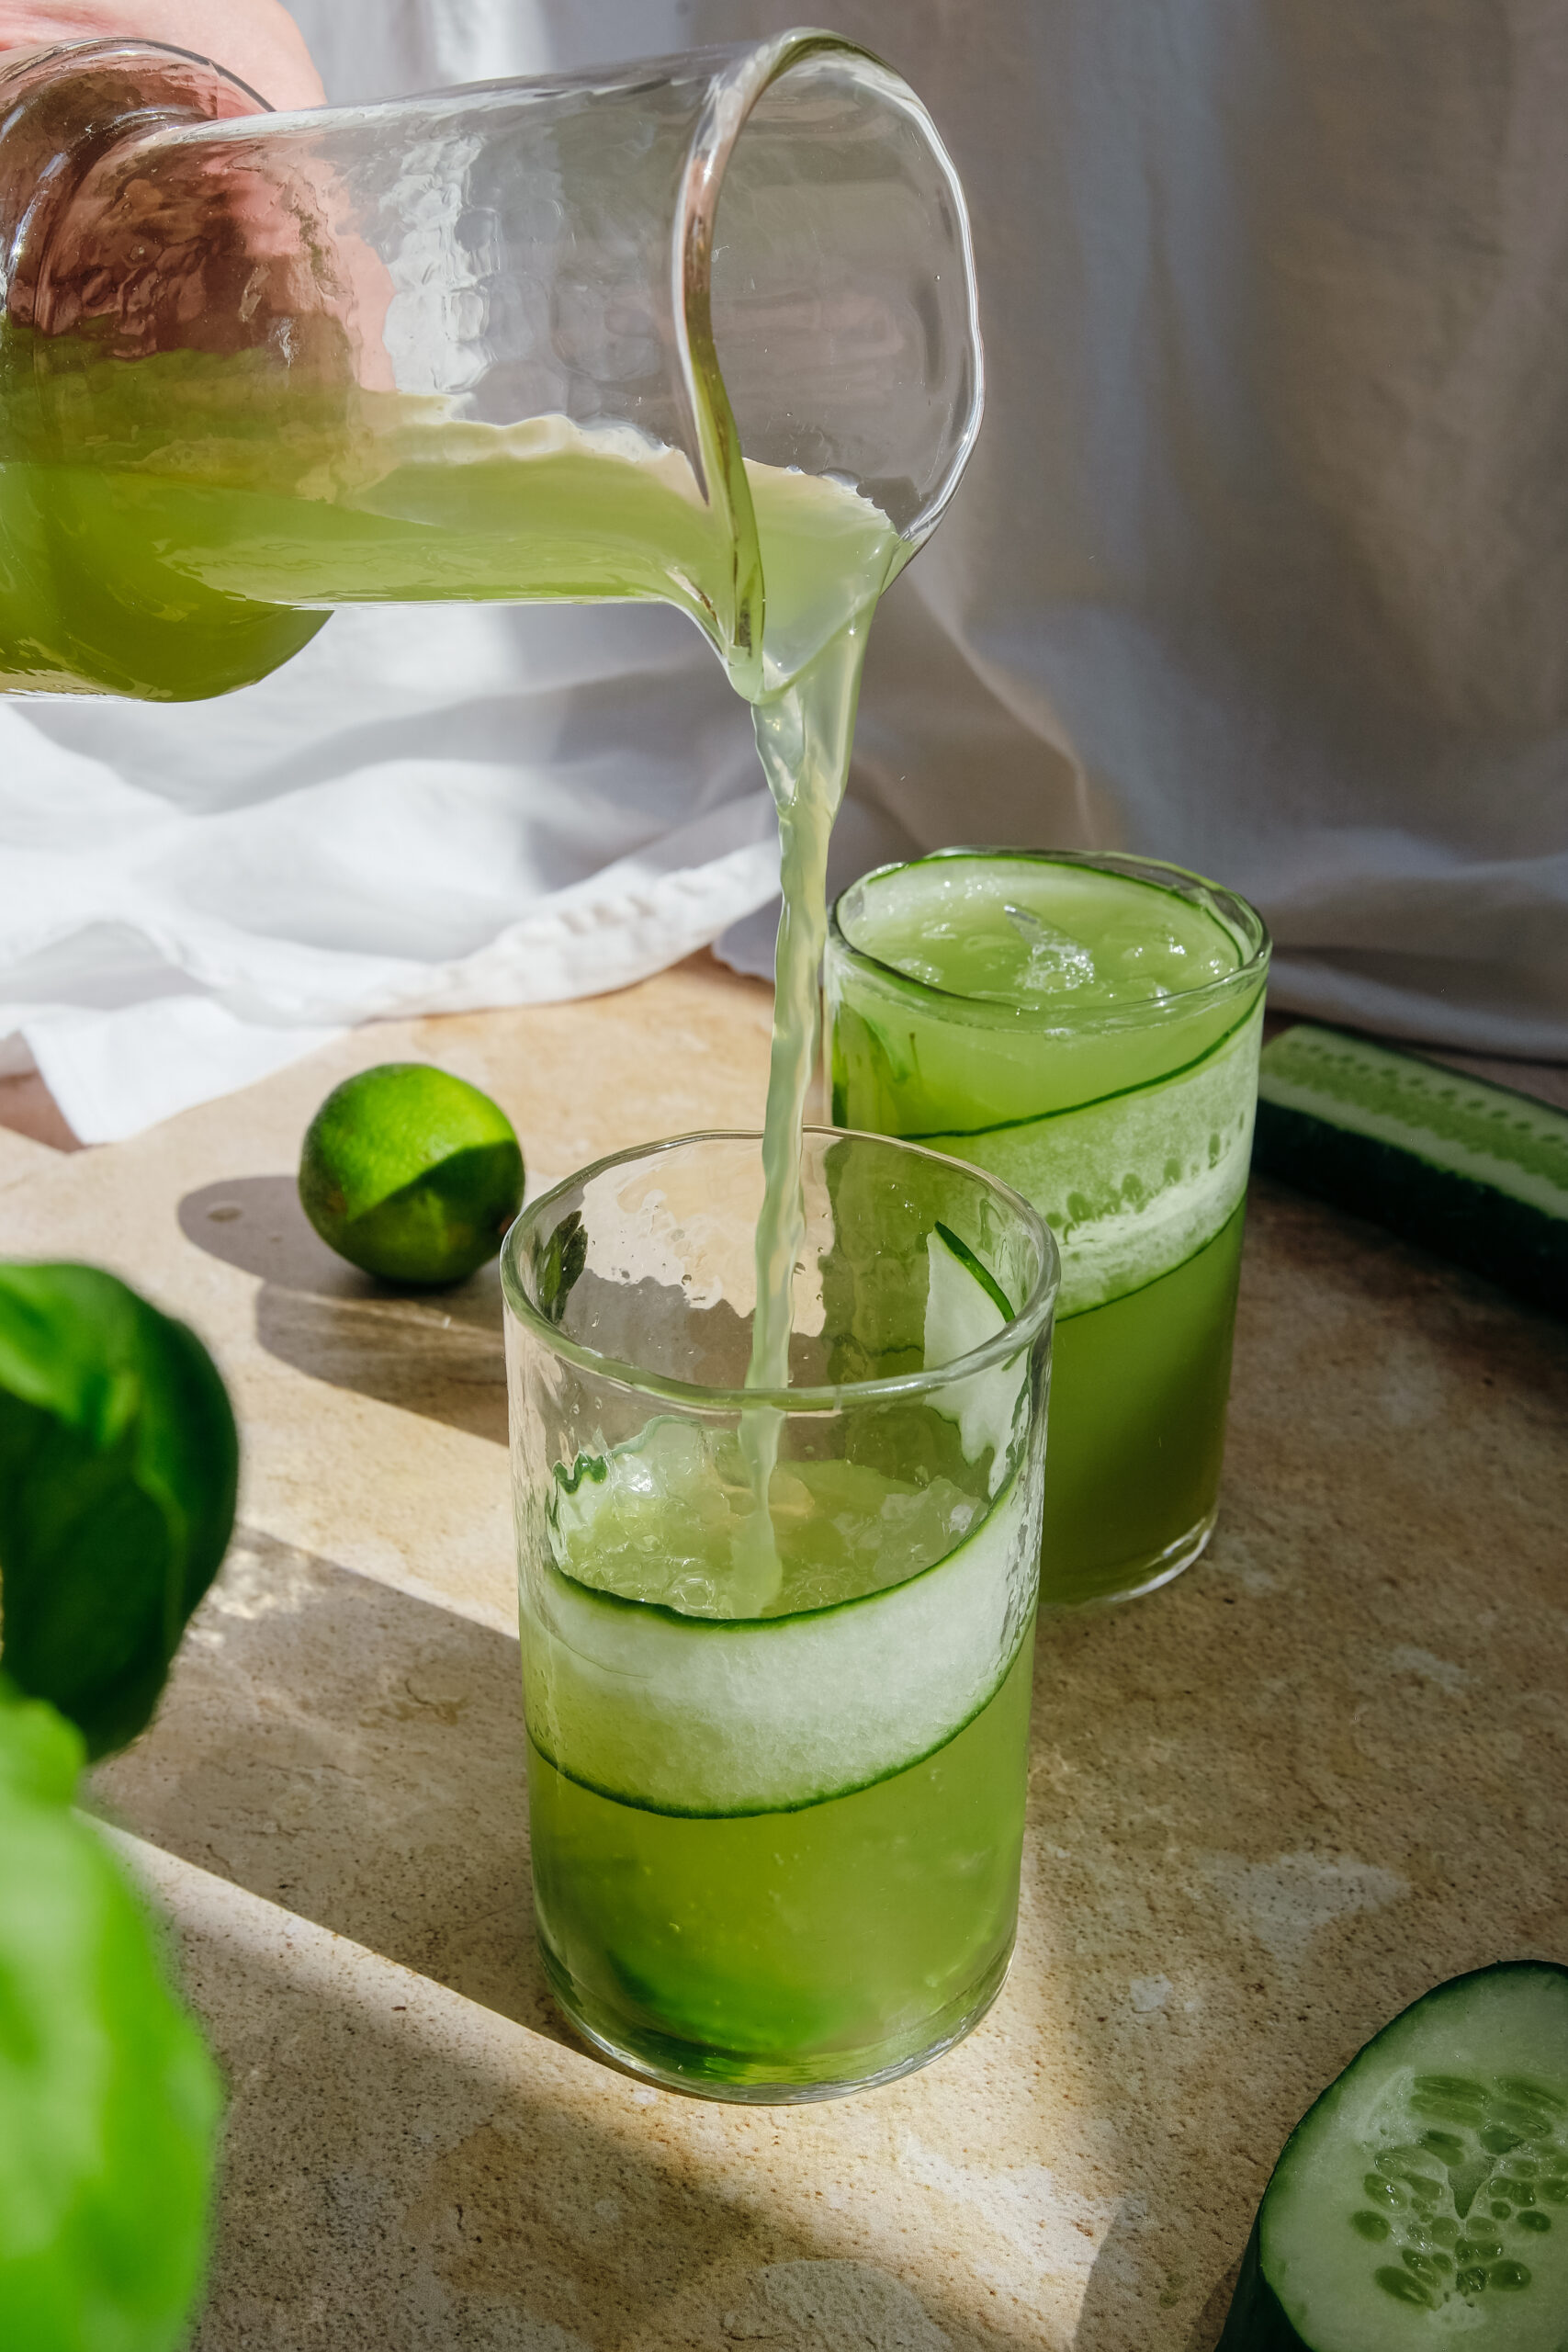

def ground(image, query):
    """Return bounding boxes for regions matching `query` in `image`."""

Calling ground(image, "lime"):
[299,1062,525,1286]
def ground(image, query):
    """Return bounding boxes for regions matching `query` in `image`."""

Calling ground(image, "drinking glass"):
[501,1128,1055,2100]
[827,850,1271,1607]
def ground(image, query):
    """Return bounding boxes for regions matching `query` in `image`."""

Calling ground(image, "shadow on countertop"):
[179,1173,507,1444]
[93,1520,545,2038]
[1071,2194,1242,2351]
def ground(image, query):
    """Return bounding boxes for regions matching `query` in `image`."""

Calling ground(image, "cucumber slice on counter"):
[1218,1962,1568,2349]
[1253,1025,1568,1316]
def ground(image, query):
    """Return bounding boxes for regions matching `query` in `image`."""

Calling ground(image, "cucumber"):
[1253,1025,1568,1317]
[915,1000,1263,1316]
[527,1451,1033,1816]
[924,1221,1030,1483]
[930,1220,1014,1325]
[1218,1962,1568,2349]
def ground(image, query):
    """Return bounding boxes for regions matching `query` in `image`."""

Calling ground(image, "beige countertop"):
[2,952,1565,2351]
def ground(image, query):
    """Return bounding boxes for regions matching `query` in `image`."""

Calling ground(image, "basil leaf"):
[0,1264,238,1760]
[0,1684,221,2346]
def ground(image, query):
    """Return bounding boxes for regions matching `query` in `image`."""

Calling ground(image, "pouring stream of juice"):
[733,610,888,1610]
[0,329,911,1602]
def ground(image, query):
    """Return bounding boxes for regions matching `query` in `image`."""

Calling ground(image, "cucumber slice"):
[931,1221,1015,1323]
[1218,1962,1568,2349]
[525,1453,1034,1817]
[1254,1025,1568,1317]
[914,999,1263,1315]
[520,1223,1042,1816]
[924,1221,1030,1483]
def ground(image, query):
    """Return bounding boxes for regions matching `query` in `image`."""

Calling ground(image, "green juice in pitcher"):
[828,850,1271,1606]
[0,325,901,704]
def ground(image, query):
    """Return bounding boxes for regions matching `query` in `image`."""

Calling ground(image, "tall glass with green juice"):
[502,1130,1055,2096]
[827,851,1271,1607]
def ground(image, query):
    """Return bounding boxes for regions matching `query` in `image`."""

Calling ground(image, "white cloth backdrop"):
[3,0,1564,1139]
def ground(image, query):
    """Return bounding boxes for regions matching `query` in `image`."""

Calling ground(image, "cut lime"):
[299,1062,525,1286]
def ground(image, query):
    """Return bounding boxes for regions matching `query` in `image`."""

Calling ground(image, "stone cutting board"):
[2,953,1564,2351]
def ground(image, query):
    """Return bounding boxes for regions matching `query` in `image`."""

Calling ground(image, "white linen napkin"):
[0,602,781,1142]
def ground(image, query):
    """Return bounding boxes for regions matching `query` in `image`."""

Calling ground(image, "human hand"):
[0,6,396,390]
[0,0,324,108]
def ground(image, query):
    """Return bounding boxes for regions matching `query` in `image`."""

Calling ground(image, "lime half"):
[299,1062,525,1286]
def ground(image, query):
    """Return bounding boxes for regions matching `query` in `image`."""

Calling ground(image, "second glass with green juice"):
[827,849,1270,1605]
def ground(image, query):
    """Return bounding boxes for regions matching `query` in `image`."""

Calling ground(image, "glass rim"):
[828,846,1272,1035]
[500,1125,1058,1415]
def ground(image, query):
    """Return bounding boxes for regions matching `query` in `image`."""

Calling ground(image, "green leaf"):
[0,1685,222,2349]
[0,1264,238,1760]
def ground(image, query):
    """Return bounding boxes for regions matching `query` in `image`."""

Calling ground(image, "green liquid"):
[0,330,900,700]
[735,617,879,1610]
[829,853,1267,1603]
[855,854,1240,1009]
[530,1636,1032,2090]
[526,1428,1035,2090]
[1043,1204,1246,1603]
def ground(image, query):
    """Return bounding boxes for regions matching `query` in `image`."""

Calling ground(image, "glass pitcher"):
[0,30,981,701]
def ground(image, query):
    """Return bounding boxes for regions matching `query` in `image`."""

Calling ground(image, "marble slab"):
[1,953,1563,2350]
